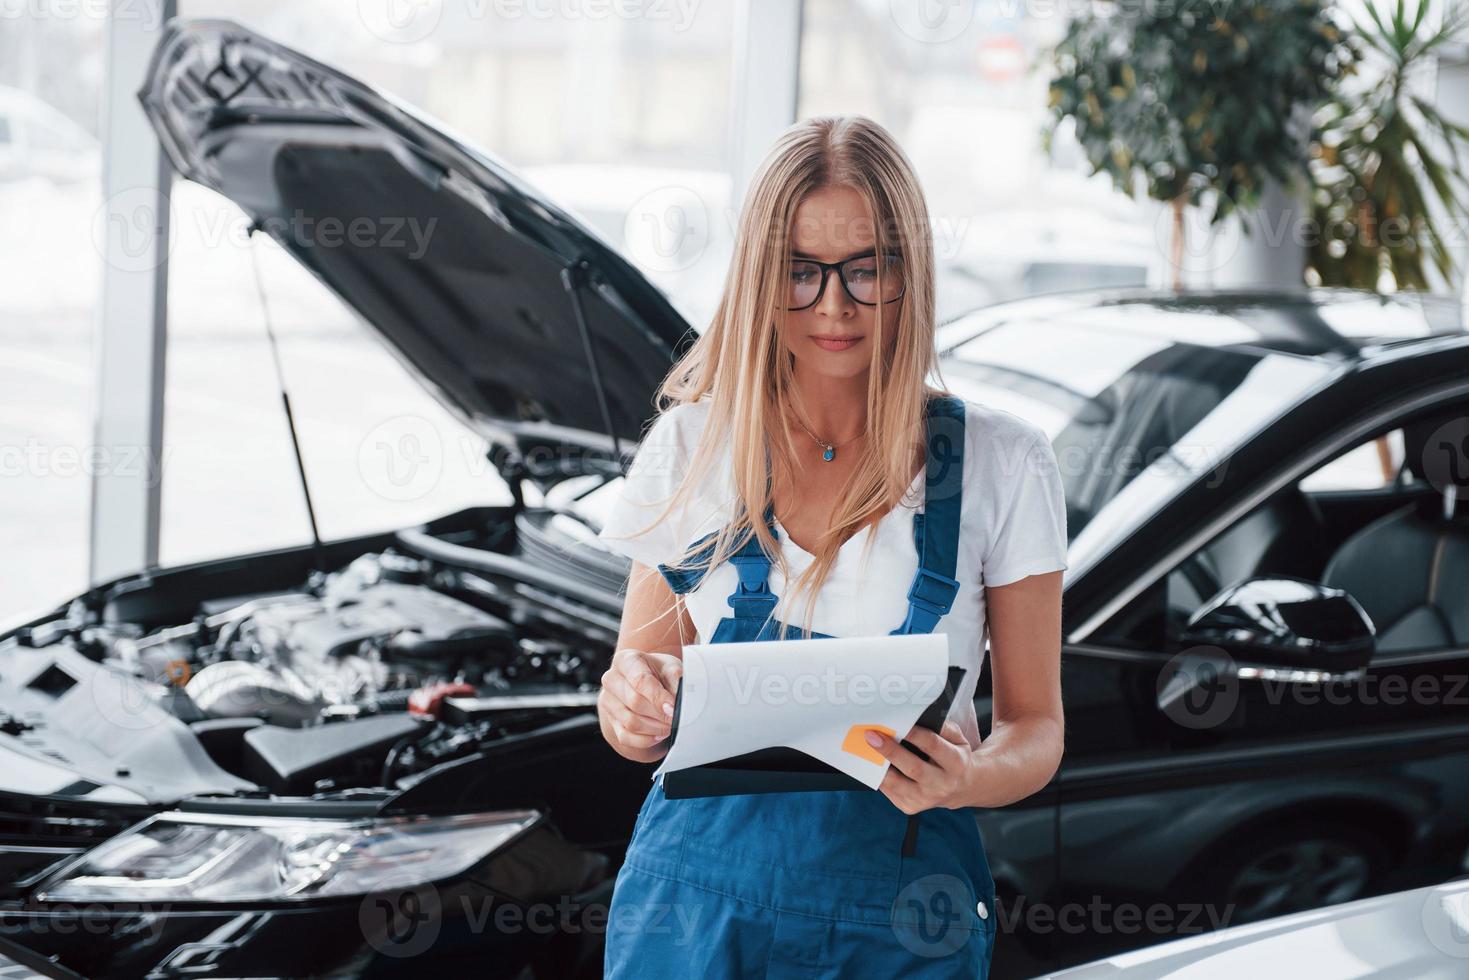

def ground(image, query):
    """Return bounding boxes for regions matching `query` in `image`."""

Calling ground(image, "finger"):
[865,728,934,782]
[602,670,672,730]
[900,726,966,771]
[650,655,684,702]
[901,720,966,748]
[610,719,667,750]
[877,767,922,814]
[606,696,672,738]
[617,653,678,719]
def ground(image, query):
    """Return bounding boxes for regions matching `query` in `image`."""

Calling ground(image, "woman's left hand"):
[866,721,981,813]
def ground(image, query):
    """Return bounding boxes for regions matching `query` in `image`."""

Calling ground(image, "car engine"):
[1,546,617,799]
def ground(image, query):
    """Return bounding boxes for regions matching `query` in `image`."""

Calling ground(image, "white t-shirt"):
[594,396,1069,748]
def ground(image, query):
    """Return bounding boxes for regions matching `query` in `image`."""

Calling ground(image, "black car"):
[2,17,1468,980]
[935,289,1469,974]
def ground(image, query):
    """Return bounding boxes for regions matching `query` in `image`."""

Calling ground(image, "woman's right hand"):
[598,647,683,760]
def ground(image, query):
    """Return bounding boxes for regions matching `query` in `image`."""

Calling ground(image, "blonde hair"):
[612,114,953,638]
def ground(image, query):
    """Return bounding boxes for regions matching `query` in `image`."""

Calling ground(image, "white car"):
[1044,878,1469,978]
[0,86,99,184]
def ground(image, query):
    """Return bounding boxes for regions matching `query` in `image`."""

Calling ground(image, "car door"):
[1047,407,1469,969]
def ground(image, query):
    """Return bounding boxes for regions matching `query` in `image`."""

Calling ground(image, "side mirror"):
[1179,575,1376,677]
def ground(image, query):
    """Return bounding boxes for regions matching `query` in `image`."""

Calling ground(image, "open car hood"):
[140,19,693,484]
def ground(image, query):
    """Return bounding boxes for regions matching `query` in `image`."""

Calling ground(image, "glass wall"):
[798,0,1156,321]
[152,1,739,569]
[0,8,105,618]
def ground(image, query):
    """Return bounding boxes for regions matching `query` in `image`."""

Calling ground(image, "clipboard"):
[660,664,968,799]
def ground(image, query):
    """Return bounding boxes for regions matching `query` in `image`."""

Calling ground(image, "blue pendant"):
[822,445,835,462]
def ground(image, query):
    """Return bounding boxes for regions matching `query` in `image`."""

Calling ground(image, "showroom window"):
[0,13,105,619]
[153,1,741,569]
[185,0,736,329]
[797,0,1156,322]
[158,186,506,567]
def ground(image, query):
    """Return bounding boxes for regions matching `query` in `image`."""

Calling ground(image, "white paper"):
[653,632,950,789]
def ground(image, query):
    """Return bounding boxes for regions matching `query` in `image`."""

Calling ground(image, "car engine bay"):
[0,531,623,804]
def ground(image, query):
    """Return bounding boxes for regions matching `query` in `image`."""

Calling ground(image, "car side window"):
[1298,429,1405,492]
[1092,425,1428,653]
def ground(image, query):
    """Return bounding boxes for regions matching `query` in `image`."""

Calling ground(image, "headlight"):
[35,809,540,903]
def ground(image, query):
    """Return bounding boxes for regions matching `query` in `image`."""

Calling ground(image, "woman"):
[594,115,1067,978]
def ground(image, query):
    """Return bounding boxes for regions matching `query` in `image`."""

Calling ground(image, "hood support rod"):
[249,226,326,571]
[561,258,627,479]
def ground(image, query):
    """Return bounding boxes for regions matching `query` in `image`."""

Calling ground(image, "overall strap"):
[655,527,721,595]
[891,394,965,635]
[657,447,783,621]
[655,508,777,586]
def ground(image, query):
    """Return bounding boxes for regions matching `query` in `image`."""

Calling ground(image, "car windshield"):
[939,311,1340,577]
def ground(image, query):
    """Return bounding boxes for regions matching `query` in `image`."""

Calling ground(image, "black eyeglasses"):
[784,251,905,311]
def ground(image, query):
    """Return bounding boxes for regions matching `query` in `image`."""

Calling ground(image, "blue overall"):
[603,395,997,979]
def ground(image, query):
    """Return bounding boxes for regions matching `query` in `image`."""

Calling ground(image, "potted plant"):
[1308,0,1469,291]
[1045,0,1355,288]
